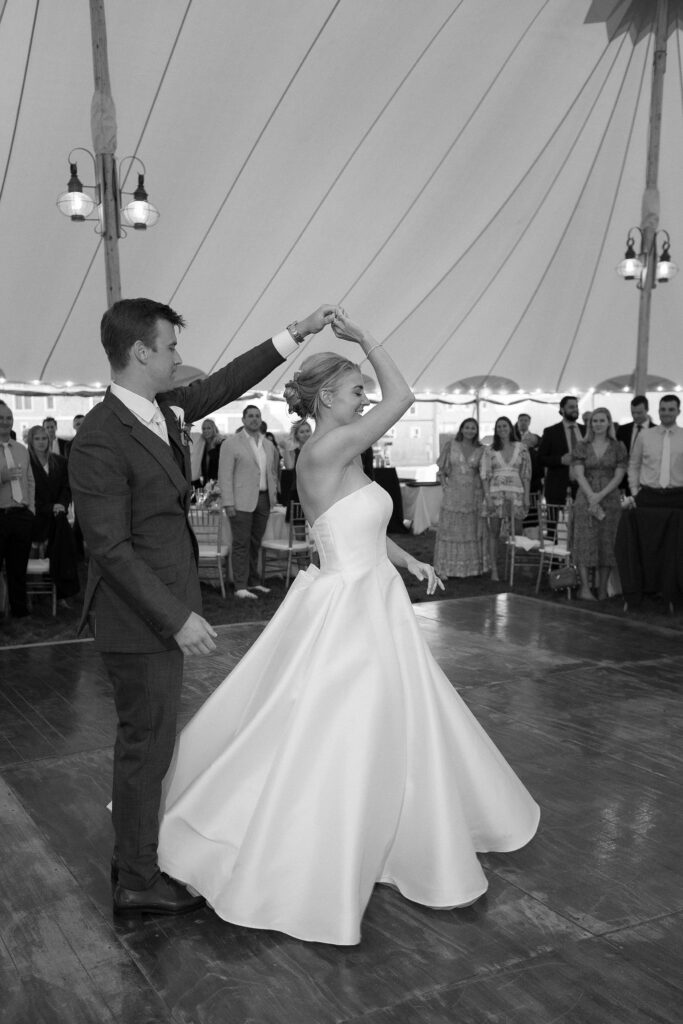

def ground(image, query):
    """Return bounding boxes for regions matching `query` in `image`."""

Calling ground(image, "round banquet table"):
[399,482,442,534]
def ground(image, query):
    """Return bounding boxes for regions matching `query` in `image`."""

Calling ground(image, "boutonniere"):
[169,405,193,447]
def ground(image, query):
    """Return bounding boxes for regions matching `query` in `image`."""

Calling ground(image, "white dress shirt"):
[246,434,268,490]
[628,423,683,494]
[110,384,169,443]
[109,328,300,445]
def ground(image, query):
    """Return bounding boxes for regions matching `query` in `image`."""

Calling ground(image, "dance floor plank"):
[1,594,681,1023]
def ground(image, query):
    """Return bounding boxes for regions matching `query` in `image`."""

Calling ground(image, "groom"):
[69,297,334,917]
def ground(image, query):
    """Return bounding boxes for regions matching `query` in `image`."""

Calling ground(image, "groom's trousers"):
[102,648,183,891]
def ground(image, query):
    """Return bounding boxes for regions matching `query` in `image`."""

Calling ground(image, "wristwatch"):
[286,321,306,345]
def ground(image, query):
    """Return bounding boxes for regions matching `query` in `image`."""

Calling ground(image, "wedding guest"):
[191,418,223,487]
[218,405,279,599]
[43,416,68,456]
[513,413,532,441]
[571,408,627,601]
[538,396,585,504]
[65,414,86,559]
[616,395,655,495]
[282,419,313,516]
[259,420,282,485]
[0,401,35,617]
[512,414,542,498]
[481,416,531,582]
[26,425,80,599]
[628,395,683,508]
[65,414,85,459]
[433,418,488,578]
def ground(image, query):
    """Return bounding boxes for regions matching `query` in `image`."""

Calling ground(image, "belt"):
[0,506,28,514]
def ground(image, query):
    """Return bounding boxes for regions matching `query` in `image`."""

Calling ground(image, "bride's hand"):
[297,305,338,335]
[405,558,445,595]
[330,309,367,345]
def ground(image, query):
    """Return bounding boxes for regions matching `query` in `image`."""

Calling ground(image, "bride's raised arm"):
[318,311,414,462]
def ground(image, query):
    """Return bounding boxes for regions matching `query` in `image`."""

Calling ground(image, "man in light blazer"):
[218,405,278,599]
[69,297,335,918]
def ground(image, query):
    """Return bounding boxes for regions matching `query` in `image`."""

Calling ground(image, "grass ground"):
[2,528,682,649]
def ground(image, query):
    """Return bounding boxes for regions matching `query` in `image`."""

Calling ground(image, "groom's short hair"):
[101,298,186,371]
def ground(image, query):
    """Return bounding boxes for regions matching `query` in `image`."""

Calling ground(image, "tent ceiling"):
[1,0,683,395]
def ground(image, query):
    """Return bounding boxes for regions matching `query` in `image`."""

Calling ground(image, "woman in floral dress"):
[481,417,531,581]
[433,418,488,578]
[571,407,627,601]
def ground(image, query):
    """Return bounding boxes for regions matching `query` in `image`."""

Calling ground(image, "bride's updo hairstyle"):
[284,353,359,420]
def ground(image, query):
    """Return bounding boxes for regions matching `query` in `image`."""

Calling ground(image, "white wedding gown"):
[158,482,539,944]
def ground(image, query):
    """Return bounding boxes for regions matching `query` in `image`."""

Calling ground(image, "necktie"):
[659,430,671,488]
[569,425,579,452]
[2,443,23,503]
[151,408,169,444]
[631,423,642,453]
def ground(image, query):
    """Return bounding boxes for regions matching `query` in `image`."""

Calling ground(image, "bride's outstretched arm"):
[385,536,445,595]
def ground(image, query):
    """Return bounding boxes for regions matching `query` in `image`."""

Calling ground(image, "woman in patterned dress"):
[433,418,488,578]
[480,417,531,582]
[571,407,627,601]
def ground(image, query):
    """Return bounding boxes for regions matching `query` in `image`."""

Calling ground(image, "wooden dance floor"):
[1,594,681,1023]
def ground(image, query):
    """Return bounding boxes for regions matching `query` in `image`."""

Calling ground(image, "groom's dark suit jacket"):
[69,340,284,652]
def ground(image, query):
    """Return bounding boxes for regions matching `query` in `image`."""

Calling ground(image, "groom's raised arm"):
[161,306,337,423]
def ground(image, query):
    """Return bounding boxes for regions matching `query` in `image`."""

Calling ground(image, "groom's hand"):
[296,305,337,336]
[174,612,218,655]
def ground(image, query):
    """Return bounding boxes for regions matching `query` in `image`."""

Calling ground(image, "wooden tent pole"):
[635,0,669,396]
[89,0,121,308]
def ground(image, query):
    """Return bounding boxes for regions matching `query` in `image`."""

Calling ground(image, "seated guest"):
[616,395,655,494]
[571,408,627,601]
[190,418,224,488]
[26,425,79,599]
[628,394,683,508]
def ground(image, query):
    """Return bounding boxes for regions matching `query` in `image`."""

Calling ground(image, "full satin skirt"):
[158,484,539,944]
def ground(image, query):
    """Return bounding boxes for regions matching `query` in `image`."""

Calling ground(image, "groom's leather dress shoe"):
[113,873,205,918]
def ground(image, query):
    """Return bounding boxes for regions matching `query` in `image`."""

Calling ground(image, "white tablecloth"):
[400,484,442,534]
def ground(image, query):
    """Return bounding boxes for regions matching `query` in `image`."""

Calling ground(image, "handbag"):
[548,564,579,590]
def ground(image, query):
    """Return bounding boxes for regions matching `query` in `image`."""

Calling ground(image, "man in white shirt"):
[219,405,278,599]
[628,394,683,508]
[616,395,655,495]
[69,297,336,918]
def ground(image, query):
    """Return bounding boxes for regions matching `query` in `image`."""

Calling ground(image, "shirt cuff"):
[272,329,300,359]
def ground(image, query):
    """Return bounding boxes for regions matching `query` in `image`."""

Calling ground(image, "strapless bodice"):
[311,482,391,575]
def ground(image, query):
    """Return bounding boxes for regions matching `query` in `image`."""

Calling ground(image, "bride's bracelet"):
[363,344,383,360]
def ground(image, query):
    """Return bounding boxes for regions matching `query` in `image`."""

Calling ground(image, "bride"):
[157,310,540,945]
